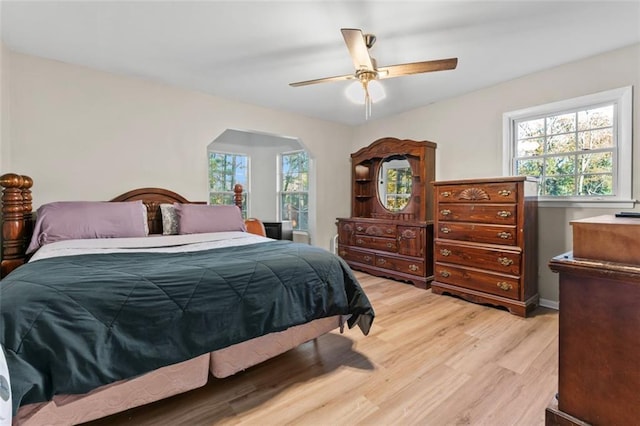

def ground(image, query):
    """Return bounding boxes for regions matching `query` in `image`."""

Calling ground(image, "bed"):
[0,173,374,425]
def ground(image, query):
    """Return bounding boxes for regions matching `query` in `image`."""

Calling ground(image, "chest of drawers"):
[337,218,433,289]
[431,176,538,316]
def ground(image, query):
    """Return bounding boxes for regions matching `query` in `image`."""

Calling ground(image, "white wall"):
[0,41,6,172]
[353,43,640,304]
[4,51,354,250]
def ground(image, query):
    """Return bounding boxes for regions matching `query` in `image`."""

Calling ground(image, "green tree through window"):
[514,105,615,197]
[280,151,309,231]
[208,152,248,217]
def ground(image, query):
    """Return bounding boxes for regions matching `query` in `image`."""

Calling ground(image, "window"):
[379,158,412,211]
[208,152,249,217]
[279,151,309,231]
[503,86,633,207]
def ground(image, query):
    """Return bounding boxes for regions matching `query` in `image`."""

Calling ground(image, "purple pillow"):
[174,203,246,234]
[26,201,148,253]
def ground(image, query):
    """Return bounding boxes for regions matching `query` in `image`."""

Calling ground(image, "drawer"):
[437,222,518,246]
[437,204,517,225]
[435,241,521,275]
[434,263,520,300]
[353,235,397,253]
[355,222,397,237]
[338,246,374,266]
[437,182,518,204]
[376,254,425,277]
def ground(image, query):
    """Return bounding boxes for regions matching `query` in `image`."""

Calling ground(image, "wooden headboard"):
[0,174,245,278]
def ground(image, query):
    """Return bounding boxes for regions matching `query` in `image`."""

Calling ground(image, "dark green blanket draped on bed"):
[0,240,374,414]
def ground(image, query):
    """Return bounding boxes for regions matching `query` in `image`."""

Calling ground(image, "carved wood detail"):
[458,187,490,201]
[1,173,33,277]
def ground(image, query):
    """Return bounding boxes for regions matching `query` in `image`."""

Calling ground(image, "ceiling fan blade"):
[378,58,458,79]
[341,28,374,71]
[289,73,356,87]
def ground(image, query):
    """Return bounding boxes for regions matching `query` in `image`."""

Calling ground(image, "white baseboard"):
[539,298,559,310]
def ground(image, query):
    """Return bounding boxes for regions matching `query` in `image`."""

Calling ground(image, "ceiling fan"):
[290,28,458,119]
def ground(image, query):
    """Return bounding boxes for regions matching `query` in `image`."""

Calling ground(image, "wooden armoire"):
[336,137,436,289]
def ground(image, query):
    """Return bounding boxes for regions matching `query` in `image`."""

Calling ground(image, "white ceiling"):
[1,1,639,126]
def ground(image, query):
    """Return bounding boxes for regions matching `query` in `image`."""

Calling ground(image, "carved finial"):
[233,184,243,209]
[0,173,24,189]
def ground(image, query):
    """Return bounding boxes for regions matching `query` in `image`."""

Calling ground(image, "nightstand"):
[263,221,293,240]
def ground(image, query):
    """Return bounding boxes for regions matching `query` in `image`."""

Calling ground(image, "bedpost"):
[1,173,32,278]
[233,184,243,210]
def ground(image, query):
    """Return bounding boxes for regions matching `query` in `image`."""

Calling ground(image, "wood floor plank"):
[85,271,559,425]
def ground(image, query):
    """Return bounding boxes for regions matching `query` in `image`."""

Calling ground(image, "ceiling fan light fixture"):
[345,79,386,104]
[346,79,385,119]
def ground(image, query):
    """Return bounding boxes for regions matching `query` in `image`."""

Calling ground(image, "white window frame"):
[502,86,634,208]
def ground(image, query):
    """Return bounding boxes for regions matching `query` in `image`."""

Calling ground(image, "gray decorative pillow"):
[160,203,178,235]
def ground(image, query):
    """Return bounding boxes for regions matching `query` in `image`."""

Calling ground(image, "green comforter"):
[0,240,374,414]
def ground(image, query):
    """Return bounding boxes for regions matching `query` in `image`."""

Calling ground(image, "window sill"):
[538,199,636,208]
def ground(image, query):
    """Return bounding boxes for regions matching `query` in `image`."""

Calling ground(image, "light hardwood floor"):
[87,272,559,426]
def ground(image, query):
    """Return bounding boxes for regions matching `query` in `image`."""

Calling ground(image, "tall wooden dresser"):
[432,176,538,316]
[546,215,640,425]
[337,137,436,289]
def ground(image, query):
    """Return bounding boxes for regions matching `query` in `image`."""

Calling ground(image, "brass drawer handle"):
[441,191,452,197]
[408,264,419,272]
[498,190,512,197]
[363,255,372,262]
[441,227,451,234]
[377,258,386,265]
[498,257,513,266]
[386,242,394,248]
[386,228,394,234]
[440,270,451,278]
[339,250,346,257]
[356,226,364,232]
[356,238,364,245]
[440,248,452,256]
[497,232,511,239]
[440,209,452,216]
[497,211,511,218]
[497,281,513,291]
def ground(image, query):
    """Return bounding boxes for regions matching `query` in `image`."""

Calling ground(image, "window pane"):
[386,195,410,211]
[517,138,544,157]
[209,193,234,205]
[547,113,576,135]
[209,192,247,217]
[578,152,613,174]
[578,105,613,130]
[578,174,613,196]
[282,152,309,192]
[386,168,412,195]
[578,128,614,150]
[281,193,308,230]
[544,176,575,196]
[546,134,576,154]
[209,153,248,191]
[516,158,543,177]
[517,119,544,139]
[545,155,575,176]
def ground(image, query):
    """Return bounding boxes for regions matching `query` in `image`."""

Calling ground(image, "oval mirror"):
[377,156,412,211]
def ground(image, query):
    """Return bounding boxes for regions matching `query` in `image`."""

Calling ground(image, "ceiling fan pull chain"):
[364,82,372,120]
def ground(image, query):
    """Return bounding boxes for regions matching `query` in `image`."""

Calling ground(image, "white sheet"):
[29,231,273,262]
